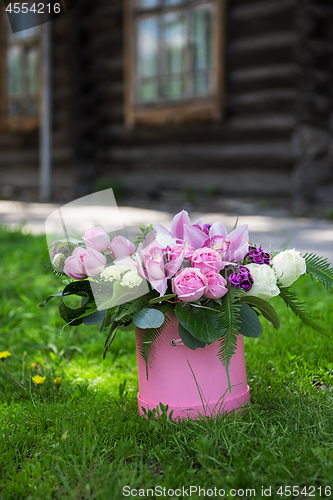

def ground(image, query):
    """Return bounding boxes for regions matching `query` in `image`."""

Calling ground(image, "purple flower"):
[247,245,271,265]
[229,265,254,292]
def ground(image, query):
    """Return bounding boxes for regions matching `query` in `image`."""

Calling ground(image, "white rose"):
[271,249,306,287]
[246,263,280,301]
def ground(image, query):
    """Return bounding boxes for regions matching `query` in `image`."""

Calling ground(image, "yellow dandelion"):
[54,377,62,386]
[32,375,46,385]
[31,362,38,367]
[0,351,11,360]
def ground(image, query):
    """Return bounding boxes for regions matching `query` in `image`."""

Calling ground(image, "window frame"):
[0,4,41,133]
[124,0,225,127]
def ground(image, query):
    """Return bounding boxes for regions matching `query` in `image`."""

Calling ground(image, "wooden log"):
[97,167,293,196]
[228,89,296,115]
[230,0,296,38]
[100,141,294,170]
[101,113,295,145]
[229,64,300,92]
[228,32,298,68]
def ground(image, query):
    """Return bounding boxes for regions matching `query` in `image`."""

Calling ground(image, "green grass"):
[1,226,333,500]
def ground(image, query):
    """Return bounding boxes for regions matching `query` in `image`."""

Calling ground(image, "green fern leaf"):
[303,253,333,291]
[278,285,327,335]
[217,287,243,391]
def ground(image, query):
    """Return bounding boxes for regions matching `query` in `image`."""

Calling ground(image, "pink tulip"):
[204,271,228,299]
[109,235,136,259]
[83,226,110,252]
[83,249,106,277]
[172,268,208,302]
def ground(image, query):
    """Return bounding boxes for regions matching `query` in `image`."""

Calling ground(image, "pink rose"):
[109,236,136,259]
[168,244,194,262]
[64,247,106,279]
[204,271,228,299]
[83,226,110,252]
[191,248,222,273]
[172,268,208,302]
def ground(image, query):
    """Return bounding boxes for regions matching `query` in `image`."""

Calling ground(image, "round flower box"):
[135,317,250,420]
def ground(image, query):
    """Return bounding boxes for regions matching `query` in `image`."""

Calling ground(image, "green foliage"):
[175,302,226,343]
[237,302,263,338]
[240,295,280,330]
[133,224,154,246]
[304,252,333,291]
[112,291,157,324]
[178,323,206,350]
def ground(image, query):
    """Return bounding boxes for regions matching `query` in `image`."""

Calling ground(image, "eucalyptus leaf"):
[175,302,225,343]
[240,295,280,329]
[178,323,206,350]
[133,308,165,329]
[238,302,263,338]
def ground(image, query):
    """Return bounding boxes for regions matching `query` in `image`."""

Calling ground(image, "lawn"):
[0,225,333,500]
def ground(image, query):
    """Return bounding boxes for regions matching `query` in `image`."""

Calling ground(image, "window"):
[125,0,225,126]
[0,6,40,131]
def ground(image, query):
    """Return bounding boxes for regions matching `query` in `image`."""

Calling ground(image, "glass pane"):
[164,0,183,5]
[139,79,159,101]
[26,47,38,94]
[137,17,159,78]
[164,13,185,76]
[139,0,159,8]
[193,72,209,94]
[165,76,184,98]
[191,8,212,72]
[7,46,22,96]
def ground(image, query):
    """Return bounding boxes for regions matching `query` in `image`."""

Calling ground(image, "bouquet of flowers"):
[40,210,333,389]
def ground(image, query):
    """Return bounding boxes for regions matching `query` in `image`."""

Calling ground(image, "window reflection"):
[192,7,212,95]
[164,13,185,98]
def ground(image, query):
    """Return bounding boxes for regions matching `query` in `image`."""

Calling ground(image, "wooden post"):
[39,21,52,201]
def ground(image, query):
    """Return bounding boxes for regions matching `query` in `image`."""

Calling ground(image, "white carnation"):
[121,269,143,288]
[100,264,133,282]
[271,249,306,287]
[246,263,280,301]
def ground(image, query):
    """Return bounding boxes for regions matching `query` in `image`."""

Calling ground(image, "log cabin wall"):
[292,0,333,206]
[0,0,332,204]
[90,0,300,201]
